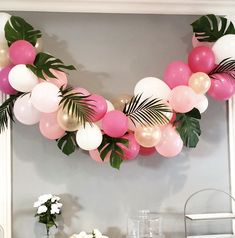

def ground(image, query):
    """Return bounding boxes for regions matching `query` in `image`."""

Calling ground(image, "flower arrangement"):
[34,194,62,237]
[0,13,235,169]
[70,229,109,238]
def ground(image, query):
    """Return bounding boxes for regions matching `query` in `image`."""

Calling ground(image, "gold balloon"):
[57,107,80,131]
[35,38,43,53]
[134,126,162,148]
[112,94,132,111]
[188,72,211,94]
[0,42,10,67]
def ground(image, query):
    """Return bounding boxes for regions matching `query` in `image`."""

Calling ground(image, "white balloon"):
[106,100,115,112]
[76,123,103,150]
[134,77,171,100]
[9,64,38,92]
[195,95,208,114]
[31,82,60,113]
[0,13,11,42]
[13,94,41,125]
[212,34,235,64]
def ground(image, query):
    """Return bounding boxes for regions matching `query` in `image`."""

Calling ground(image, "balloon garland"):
[0,13,235,169]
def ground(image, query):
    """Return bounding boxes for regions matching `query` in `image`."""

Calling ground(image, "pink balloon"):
[13,94,41,125]
[192,34,214,48]
[9,40,36,65]
[118,132,140,160]
[207,73,235,101]
[139,146,156,156]
[87,94,107,122]
[156,125,183,158]
[89,149,110,163]
[188,46,215,73]
[40,69,68,88]
[0,65,17,94]
[164,61,192,89]
[39,112,65,140]
[31,82,60,113]
[102,110,128,138]
[74,87,90,96]
[168,86,197,113]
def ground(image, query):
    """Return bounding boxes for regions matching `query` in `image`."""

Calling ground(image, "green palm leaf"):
[98,134,128,169]
[4,16,42,46]
[174,108,201,148]
[209,58,235,79]
[27,52,76,79]
[191,14,235,42]
[59,87,94,127]
[0,93,23,133]
[123,94,171,127]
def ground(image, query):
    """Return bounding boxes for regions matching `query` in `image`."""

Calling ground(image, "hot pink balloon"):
[118,132,140,160]
[208,73,235,101]
[188,46,215,73]
[168,86,197,113]
[192,34,214,48]
[156,125,183,158]
[74,87,90,96]
[0,65,17,94]
[13,94,41,125]
[87,94,107,122]
[89,149,110,163]
[39,112,65,140]
[139,146,156,156]
[164,61,192,89]
[41,69,68,88]
[9,40,36,65]
[102,110,128,138]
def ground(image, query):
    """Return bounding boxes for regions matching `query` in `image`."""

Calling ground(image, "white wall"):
[12,12,231,238]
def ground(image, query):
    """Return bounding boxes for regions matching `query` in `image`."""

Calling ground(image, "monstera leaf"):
[174,108,201,148]
[57,132,77,155]
[123,94,171,127]
[4,16,42,46]
[27,53,76,79]
[191,14,235,42]
[98,134,128,169]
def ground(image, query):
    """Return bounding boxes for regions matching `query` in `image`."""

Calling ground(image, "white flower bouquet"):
[70,229,109,238]
[34,194,62,237]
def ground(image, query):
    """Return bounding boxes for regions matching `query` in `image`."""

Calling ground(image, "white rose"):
[56,202,63,208]
[93,229,102,238]
[33,200,43,208]
[77,231,88,238]
[38,194,53,203]
[50,203,61,214]
[51,196,61,203]
[37,205,47,214]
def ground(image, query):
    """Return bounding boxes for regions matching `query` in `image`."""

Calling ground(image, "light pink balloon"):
[9,40,36,65]
[168,86,197,113]
[118,132,140,160]
[39,112,65,140]
[89,149,110,163]
[156,125,183,158]
[86,94,107,122]
[31,82,60,113]
[192,34,214,48]
[74,87,90,96]
[139,146,156,156]
[13,94,41,125]
[164,61,192,89]
[207,73,235,101]
[102,110,128,138]
[40,69,68,88]
[188,46,215,73]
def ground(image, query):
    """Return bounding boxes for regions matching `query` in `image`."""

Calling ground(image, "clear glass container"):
[127,210,163,238]
[0,224,4,238]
